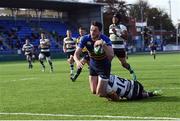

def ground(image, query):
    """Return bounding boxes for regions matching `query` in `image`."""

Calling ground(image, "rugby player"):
[106,74,161,101]
[71,27,89,82]
[109,14,137,81]
[38,32,53,72]
[63,30,76,78]
[74,21,114,97]
[149,37,158,60]
[22,38,34,69]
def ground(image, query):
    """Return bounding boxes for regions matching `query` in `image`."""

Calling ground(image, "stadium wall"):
[0,52,65,62]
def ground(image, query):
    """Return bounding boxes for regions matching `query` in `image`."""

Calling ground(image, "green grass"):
[0,53,180,120]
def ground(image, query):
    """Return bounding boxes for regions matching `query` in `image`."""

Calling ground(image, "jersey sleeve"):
[109,24,114,34]
[78,35,86,49]
[22,45,25,51]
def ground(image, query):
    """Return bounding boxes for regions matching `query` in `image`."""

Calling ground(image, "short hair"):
[91,21,102,31]
[66,29,71,32]
[113,13,122,23]
[79,27,86,30]
[113,13,121,19]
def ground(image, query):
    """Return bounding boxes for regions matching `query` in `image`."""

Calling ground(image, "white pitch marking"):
[19,77,37,81]
[0,112,179,120]
[9,77,37,82]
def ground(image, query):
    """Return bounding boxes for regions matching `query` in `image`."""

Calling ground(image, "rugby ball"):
[94,45,104,55]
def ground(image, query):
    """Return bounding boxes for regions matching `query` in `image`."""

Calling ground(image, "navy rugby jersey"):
[78,34,112,60]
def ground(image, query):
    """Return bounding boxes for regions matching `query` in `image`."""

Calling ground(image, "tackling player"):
[74,21,114,97]
[106,74,161,101]
[38,32,53,72]
[22,38,34,69]
[63,30,76,78]
[109,14,137,81]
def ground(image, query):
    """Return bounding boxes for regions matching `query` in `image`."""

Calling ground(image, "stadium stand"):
[0,0,103,60]
[0,18,79,54]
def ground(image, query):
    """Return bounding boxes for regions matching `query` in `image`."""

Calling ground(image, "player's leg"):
[114,49,137,81]
[71,55,89,81]
[46,56,53,72]
[71,61,83,81]
[68,55,74,77]
[119,57,137,81]
[32,54,36,62]
[26,55,33,69]
[150,50,153,55]
[153,49,156,59]
[89,75,98,94]
[95,60,111,97]
[143,88,162,97]
[125,47,128,59]
[136,81,162,98]
[44,52,53,72]
[129,81,144,100]
[38,53,45,72]
[96,76,108,97]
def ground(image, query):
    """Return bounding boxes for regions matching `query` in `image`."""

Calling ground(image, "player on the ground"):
[71,27,90,82]
[109,13,137,81]
[149,37,158,60]
[63,30,76,78]
[38,32,53,72]
[74,21,114,97]
[106,74,161,101]
[22,38,34,69]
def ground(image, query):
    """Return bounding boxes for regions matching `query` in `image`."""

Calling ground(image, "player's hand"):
[76,61,84,69]
[32,54,35,58]
[94,39,104,47]
[63,49,66,52]
[107,91,120,101]
[112,28,116,33]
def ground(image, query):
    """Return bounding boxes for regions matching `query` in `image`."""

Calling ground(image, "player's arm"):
[31,45,34,54]
[74,47,83,69]
[22,45,25,51]
[119,25,128,41]
[107,91,120,101]
[63,39,66,52]
[46,39,50,47]
[94,40,114,61]
[121,30,128,41]
[109,25,114,34]
[38,41,41,49]
[71,39,77,48]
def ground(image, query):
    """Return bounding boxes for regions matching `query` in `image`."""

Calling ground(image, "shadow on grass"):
[117,96,180,103]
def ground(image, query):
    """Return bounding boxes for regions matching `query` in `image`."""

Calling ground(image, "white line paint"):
[10,77,37,82]
[0,112,179,120]
[19,77,37,81]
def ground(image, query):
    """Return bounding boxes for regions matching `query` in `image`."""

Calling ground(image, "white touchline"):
[0,112,179,120]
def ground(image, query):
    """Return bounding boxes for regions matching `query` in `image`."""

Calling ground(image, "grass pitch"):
[0,53,180,120]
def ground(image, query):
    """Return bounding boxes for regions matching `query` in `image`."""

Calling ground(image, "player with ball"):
[74,21,114,97]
